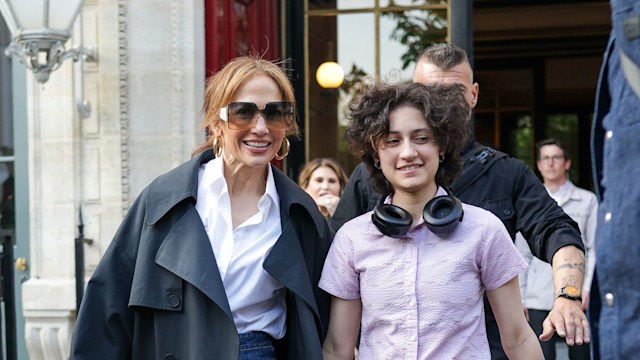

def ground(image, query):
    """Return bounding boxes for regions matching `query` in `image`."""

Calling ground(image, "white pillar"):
[22,52,79,360]
[20,1,204,358]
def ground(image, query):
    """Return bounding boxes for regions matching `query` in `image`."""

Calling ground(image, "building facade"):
[2,1,206,358]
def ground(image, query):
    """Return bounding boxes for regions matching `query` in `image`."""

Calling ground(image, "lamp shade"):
[316,61,345,89]
[1,0,90,83]
[0,0,84,37]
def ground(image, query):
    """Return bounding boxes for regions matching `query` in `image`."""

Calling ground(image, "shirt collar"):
[202,156,280,213]
[382,186,447,204]
[262,162,280,214]
[145,149,325,232]
[547,180,569,202]
[369,186,448,235]
[201,156,227,198]
[547,179,584,204]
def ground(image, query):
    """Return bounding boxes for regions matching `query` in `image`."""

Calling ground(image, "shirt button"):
[606,130,613,140]
[604,212,612,223]
[410,334,417,342]
[503,209,512,216]
[605,293,614,306]
[409,299,416,306]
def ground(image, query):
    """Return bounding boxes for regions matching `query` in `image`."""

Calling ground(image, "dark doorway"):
[473,0,610,190]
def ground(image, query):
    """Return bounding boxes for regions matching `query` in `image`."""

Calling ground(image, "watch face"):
[564,286,581,296]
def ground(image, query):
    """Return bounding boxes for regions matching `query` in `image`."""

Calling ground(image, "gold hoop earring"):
[274,138,290,160]
[213,136,223,158]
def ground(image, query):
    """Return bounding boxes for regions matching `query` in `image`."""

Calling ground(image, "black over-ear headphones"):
[371,188,464,238]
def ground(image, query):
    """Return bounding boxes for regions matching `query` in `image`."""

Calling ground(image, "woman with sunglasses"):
[71,56,332,360]
[320,82,543,359]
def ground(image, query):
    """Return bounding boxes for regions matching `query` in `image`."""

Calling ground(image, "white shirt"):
[546,180,570,205]
[195,157,286,339]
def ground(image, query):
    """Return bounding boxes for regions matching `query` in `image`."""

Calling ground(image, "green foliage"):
[512,115,534,168]
[339,64,371,97]
[385,9,448,70]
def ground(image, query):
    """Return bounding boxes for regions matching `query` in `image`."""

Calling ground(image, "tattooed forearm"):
[561,275,579,287]
[557,261,586,274]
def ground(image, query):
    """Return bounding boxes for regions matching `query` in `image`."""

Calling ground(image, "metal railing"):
[0,230,17,360]
[75,207,92,314]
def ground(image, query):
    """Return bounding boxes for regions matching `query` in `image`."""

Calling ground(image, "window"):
[306,0,450,174]
[0,16,14,231]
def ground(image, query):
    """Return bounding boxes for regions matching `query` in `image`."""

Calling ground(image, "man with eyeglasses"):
[516,138,597,359]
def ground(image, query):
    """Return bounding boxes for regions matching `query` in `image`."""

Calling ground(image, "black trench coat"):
[70,149,332,360]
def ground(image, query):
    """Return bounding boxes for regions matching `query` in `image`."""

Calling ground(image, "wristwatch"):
[556,285,583,302]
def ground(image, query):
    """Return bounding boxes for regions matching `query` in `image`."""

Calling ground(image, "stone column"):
[21,0,204,358]
[22,44,80,360]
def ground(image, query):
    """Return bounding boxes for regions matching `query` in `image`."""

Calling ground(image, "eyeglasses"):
[540,155,564,162]
[219,102,293,130]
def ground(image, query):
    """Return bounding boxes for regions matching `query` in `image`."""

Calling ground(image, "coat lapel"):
[264,217,320,320]
[263,167,326,321]
[557,181,581,207]
[155,207,233,321]
[145,149,233,321]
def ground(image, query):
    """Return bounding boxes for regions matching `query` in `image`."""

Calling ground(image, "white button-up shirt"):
[195,157,286,339]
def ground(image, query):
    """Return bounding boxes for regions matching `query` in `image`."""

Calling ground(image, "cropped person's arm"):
[487,277,544,360]
[322,296,362,360]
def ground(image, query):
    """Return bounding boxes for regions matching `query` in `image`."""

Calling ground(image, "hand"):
[539,297,590,346]
[317,194,340,217]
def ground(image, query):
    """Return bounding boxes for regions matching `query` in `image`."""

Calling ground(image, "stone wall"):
[21,1,204,358]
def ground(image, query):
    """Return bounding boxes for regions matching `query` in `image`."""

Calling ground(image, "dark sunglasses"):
[219,102,293,130]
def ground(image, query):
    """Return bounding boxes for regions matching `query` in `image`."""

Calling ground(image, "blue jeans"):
[238,332,277,360]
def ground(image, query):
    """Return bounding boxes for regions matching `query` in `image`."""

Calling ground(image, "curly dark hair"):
[345,82,470,196]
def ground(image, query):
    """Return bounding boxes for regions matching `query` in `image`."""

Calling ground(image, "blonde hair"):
[298,158,349,194]
[192,55,299,156]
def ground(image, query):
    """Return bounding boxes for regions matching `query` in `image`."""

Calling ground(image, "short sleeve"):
[318,227,361,300]
[479,216,528,291]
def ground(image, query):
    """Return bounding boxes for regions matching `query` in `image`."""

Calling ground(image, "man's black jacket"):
[330,141,583,263]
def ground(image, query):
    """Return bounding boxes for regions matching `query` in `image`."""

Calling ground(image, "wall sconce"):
[316,61,344,89]
[0,0,97,84]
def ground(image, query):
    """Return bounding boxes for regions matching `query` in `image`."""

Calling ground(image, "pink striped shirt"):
[320,191,527,359]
